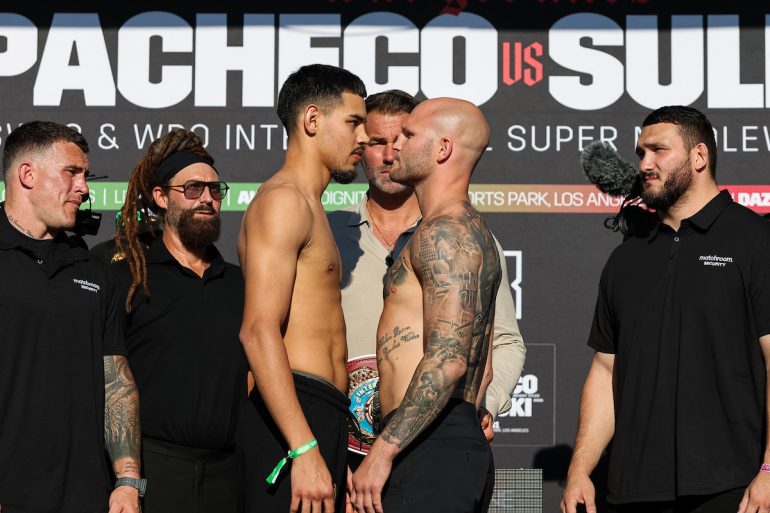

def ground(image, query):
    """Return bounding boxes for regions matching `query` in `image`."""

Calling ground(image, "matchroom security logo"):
[698,254,734,267]
[73,278,101,293]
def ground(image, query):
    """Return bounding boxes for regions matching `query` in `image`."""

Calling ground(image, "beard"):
[363,163,410,195]
[641,157,693,212]
[331,167,357,184]
[165,201,221,252]
[391,141,432,187]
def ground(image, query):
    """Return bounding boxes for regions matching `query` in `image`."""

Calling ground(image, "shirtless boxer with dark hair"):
[237,64,368,513]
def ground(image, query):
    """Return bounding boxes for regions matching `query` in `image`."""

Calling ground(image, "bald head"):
[391,97,490,189]
[411,98,489,166]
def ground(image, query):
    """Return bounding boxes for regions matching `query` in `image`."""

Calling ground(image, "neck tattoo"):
[7,213,35,238]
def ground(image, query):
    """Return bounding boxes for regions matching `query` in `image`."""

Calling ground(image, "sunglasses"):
[163,180,229,201]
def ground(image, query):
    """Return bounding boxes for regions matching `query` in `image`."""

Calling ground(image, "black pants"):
[348,450,365,472]
[479,455,495,513]
[607,487,745,513]
[141,437,241,513]
[381,400,492,513]
[238,372,350,513]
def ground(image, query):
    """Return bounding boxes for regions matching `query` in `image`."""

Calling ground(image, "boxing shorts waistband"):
[142,436,234,462]
[248,371,350,416]
[377,398,479,438]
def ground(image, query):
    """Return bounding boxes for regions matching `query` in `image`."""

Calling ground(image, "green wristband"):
[266,438,318,485]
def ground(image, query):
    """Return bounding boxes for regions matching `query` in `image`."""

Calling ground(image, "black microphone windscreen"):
[581,141,639,197]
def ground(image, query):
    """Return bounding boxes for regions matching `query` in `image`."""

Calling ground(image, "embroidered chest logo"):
[73,278,101,293]
[698,254,734,268]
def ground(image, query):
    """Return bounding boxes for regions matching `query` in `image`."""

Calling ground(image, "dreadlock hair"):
[116,128,214,311]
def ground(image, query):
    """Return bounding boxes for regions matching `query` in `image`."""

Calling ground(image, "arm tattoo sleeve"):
[104,355,141,473]
[380,214,492,450]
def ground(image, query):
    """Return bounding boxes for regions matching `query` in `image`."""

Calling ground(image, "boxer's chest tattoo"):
[377,325,420,365]
[383,256,408,298]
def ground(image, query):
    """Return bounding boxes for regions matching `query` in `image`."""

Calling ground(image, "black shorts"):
[380,399,492,513]
[238,372,350,513]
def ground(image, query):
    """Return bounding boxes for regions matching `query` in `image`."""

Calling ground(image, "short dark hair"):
[277,64,367,136]
[365,89,418,116]
[3,121,89,178]
[642,106,717,177]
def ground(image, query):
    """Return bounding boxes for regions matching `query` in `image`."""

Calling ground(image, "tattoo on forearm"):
[120,462,140,476]
[104,356,117,382]
[381,367,450,449]
[104,356,141,468]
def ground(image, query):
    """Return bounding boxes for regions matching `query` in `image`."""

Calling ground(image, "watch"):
[115,477,147,497]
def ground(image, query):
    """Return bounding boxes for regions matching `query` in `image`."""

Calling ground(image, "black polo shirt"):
[0,206,126,513]
[111,239,247,450]
[589,190,770,503]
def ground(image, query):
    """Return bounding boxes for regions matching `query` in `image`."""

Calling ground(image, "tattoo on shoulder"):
[414,208,501,321]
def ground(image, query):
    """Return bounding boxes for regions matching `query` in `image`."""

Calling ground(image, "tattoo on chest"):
[377,325,420,365]
[383,256,408,299]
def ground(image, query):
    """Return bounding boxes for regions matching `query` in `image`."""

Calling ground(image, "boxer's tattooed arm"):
[380,210,500,450]
[104,355,141,477]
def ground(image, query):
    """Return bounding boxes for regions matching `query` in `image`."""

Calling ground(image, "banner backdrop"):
[2,1,769,508]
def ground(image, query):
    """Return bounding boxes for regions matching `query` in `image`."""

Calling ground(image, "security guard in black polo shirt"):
[110,129,247,513]
[562,106,770,513]
[0,121,143,513]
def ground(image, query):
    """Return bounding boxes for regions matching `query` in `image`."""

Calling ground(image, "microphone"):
[70,172,109,236]
[580,140,641,198]
[581,141,656,239]
[73,194,102,236]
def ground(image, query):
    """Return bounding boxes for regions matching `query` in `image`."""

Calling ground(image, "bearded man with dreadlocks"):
[110,129,248,513]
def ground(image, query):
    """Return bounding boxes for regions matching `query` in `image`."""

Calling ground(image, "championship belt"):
[346,355,380,454]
